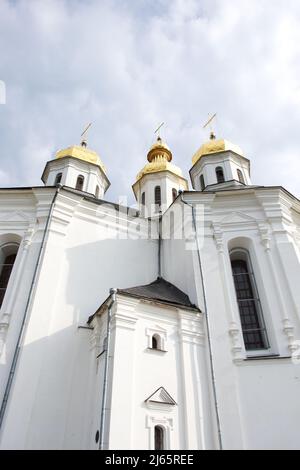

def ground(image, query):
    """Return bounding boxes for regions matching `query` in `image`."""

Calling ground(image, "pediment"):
[145,387,176,405]
[219,211,256,225]
[152,324,167,334]
[0,211,31,223]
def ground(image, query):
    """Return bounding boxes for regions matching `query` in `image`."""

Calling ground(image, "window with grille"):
[230,250,269,351]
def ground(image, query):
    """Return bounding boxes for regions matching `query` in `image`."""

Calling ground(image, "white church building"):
[0,129,299,450]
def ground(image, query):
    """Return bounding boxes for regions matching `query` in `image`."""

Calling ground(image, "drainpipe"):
[179,191,223,450]
[0,186,61,432]
[99,287,117,450]
[158,212,162,278]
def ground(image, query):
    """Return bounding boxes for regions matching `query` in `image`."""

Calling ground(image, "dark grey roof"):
[118,277,198,310]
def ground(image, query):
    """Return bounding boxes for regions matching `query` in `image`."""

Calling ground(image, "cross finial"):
[203,113,217,140]
[80,122,92,147]
[154,122,165,140]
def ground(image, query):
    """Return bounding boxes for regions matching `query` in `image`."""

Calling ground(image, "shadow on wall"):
[63,238,158,325]
[0,323,95,450]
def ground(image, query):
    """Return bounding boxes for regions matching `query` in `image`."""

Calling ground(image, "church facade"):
[0,130,299,450]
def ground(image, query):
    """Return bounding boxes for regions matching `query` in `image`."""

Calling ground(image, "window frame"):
[154,425,165,450]
[141,192,146,206]
[215,166,225,184]
[75,175,85,191]
[230,248,270,353]
[172,188,177,202]
[200,174,205,191]
[151,334,162,350]
[146,416,173,450]
[154,186,161,212]
[146,327,167,352]
[0,242,19,309]
[54,173,62,185]
[237,169,245,184]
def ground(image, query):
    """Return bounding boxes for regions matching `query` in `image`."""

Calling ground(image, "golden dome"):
[192,135,244,166]
[136,159,183,181]
[136,137,182,181]
[55,143,106,174]
[147,137,172,162]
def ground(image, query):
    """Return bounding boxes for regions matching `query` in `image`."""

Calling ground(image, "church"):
[0,127,299,450]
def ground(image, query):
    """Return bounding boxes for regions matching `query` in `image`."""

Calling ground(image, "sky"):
[0,0,300,204]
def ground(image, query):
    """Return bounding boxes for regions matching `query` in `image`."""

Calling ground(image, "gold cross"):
[203,113,217,132]
[81,122,92,144]
[154,122,165,138]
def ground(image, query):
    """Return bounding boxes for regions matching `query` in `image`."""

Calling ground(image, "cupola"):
[190,132,251,191]
[133,136,188,218]
[42,138,110,199]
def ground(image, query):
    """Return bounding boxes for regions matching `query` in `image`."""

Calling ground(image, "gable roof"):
[118,277,198,310]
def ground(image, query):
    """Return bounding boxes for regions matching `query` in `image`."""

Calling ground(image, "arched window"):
[230,249,269,351]
[141,192,146,206]
[95,185,100,199]
[200,174,205,191]
[0,243,19,308]
[151,334,161,350]
[237,169,245,184]
[75,175,84,191]
[154,186,161,211]
[216,167,225,184]
[54,173,62,185]
[172,188,177,202]
[154,426,164,450]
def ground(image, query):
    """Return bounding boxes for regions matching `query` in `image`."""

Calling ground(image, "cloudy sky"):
[0,0,300,204]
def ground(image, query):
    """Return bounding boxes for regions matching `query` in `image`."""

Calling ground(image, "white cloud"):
[0,0,299,202]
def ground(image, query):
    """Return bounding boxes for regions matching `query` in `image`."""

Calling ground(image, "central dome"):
[136,160,183,181]
[147,137,172,163]
[192,136,244,166]
[136,136,182,182]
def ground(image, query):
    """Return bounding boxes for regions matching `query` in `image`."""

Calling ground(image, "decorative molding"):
[219,211,257,226]
[0,210,32,223]
[228,321,244,363]
[146,325,167,350]
[212,223,224,253]
[145,387,177,408]
[178,311,205,345]
[282,319,298,353]
[257,223,271,251]
[48,194,82,237]
[110,312,138,331]
[0,313,10,358]
[146,414,174,450]
[22,226,35,251]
